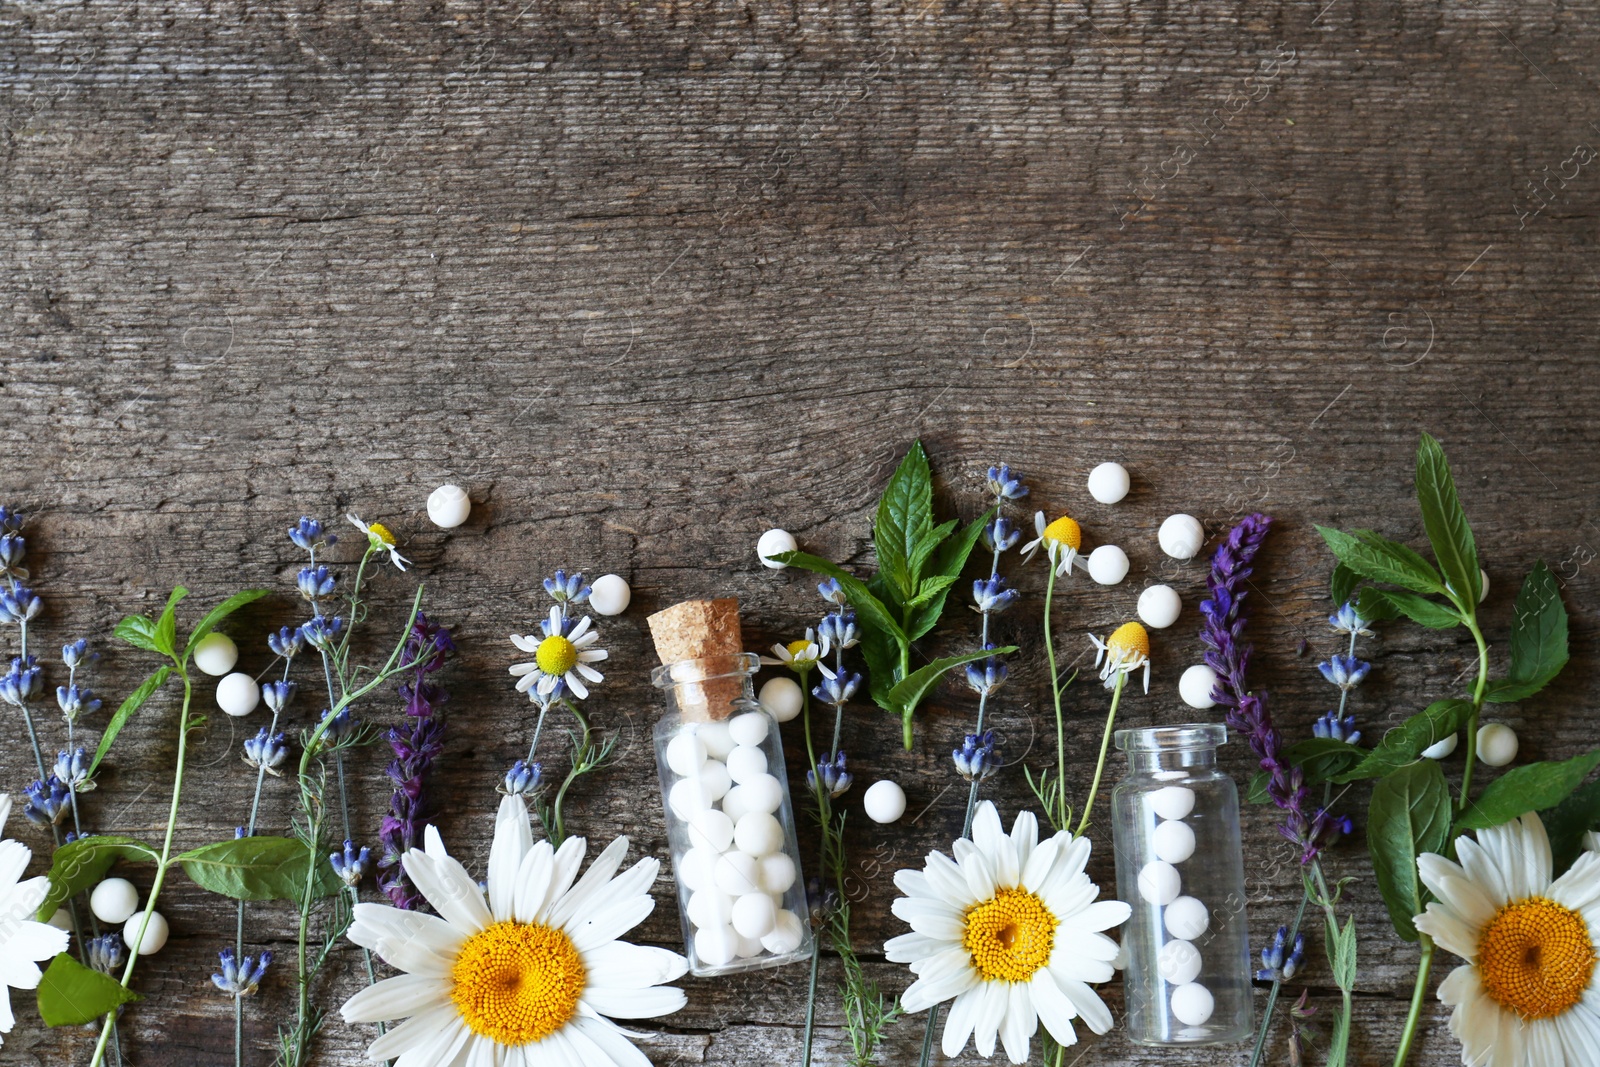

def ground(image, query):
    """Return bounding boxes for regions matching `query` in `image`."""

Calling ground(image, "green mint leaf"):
[1541,777,1600,876]
[904,573,961,610]
[905,510,991,641]
[874,441,934,602]
[770,551,906,646]
[1330,563,1359,608]
[907,518,957,588]
[152,585,189,657]
[1286,737,1365,784]
[1336,699,1473,782]
[1327,915,1359,993]
[884,645,1018,750]
[90,666,172,775]
[35,835,161,922]
[1456,749,1600,832]
[1246,770,1272,804]
[177,836,342,901]
[1360,588,1461,630]
[1415,433,1481,608]
[184,588,272,660]
[856,624,901,710]
[113,615,161,652]
[1484,561,1569,704]
[37,953,142,1026]
[1367,760,1451,941]
[1316,526,1444,595]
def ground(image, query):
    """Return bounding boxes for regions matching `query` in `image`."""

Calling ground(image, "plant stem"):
[1249,887,1312,1067]
[1393,935,1436,1067]
[1075,672,1124,836]
[90,669,195,1067]
[1312,861,1353,1063]
[1456,616,1491,812]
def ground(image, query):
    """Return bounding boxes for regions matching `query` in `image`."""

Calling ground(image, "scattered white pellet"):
[1179,665,1220,710]
[1477,723,1519,767]
[757,529,797,569]
[216,672,260,718]
[588,574,631,616]
[1087,462,1131,504]
[426,484,471,529]
[1137,585,1182,629]
[192,632,238,677]
[92,878,140,925]
[863,780,907,824]
[123,910,169,955]
[1159,514,1205,560]
[1087,545,1130,585]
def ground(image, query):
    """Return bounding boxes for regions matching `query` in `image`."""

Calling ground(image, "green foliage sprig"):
[776,441,1014,749]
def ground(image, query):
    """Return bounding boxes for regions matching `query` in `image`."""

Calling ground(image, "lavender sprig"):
[377,613,453,910]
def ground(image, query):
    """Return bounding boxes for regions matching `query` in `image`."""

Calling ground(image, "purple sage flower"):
[377,613,455,909]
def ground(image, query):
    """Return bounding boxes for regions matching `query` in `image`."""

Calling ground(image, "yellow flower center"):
[1042,516,1083,551]
[1108,621,1150,659]
[450,920,586,1046]
[962,887,1058,983]
[1477,896,1595,1021]
[786,639,817,665]
[536,635,579,676]
[366,521,397,548]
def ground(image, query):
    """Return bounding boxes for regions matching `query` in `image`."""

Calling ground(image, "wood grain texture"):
[2,0,1598,1062]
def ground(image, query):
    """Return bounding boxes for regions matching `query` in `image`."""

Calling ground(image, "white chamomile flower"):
[0,794,72,1045]
[1413,811,1600,1067]
[884,801,1130,1064]
[762,629,835,678]
[509,608,608,700]
[1088,622,1151,694]
[340,793,687,1066]
[347,514,411,571]
[1020,512,1086,577]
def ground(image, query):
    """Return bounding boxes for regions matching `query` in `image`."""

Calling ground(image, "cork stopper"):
[647,598,747,722]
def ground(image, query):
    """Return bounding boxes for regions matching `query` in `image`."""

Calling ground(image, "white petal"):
[953,839,996,902]
[0,796,10,839]
[583,984,687,1020]
[463,1033,499,1067]
[922,852,971,904]
[941,985,984,1058]
[583,942,689,989]
[489,795,533,922]
[546,837,626,930]
[1020,837,1061,895]
[1414,904,1481,962]
[341,972,451,1023]
[1000,981,1036,1064]
[0,985,12,1033]
[569,616,592,641]
[512,841,556,926]
[563,857,660,952]
[1010,811,1040,875]
[539,836,590,925]
[348,902,466,978]
[971,803,1006,866]
[1073,899,1131,933]
[571,1015,652,1067]
[1436,963,1482,1007]
[0,842,30,894]
[564,672,590,699]
[1053,976,1114,1034]
[1052,927,1121,963]
[576,649,607,663]
[367,1001,469,1062]
[574,663,604,684]
[2,918,67,966]
[971,979,1008,1058]
[1456,836,1514,909]
[885,931,949,964]
[894,868,932,899]
[1037,835,1091,897]
[1550,851,1600,915]
[901,963,978,1014]
[1557,1001,1600,1064]
[0,956,41,992]
[1029,970,1082,1049]
[402,847,491,935]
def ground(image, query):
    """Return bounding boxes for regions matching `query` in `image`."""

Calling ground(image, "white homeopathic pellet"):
[758,677,804,723]
[1422,733,1459,760]
[728,711,770,747]
[762,909,806,954]
[216,672,260,717]
[686,889,733,930]
[192,632,238,677]
[758,853,797,894]
[426,484,471,529]
[1158,940,1203,986]
[725,745,769,784]
[123,910,169,955]
[666,732,708,777]
[669,777,713,820]
[1171,982,1215,1026]
[698,721,735,760]
[694,923,738,967]
[863,780,907,824]
[730,892,779,940]
[1178,664,1220,710]
[757,528,797,569]
[1087,544,1130,585]
[91,877,139,925]
[1087,462,1131,504]
[47,909,71,931]
[1477,723,1519,767]
[1150,785,1196,821]
[1137,861,1182,906]
[697,759,732,800]
[687,809,735,854]
[588,574,631,616]
[712,852,763,897]
[733,812,784,857]
[1137,585,1182,629]
[1159,514,1205,560]
[1163,896,1210,940]
[1153,820,1197,864]
[732,773,783,816]
[678,846,720,893]
[720,787,753,824]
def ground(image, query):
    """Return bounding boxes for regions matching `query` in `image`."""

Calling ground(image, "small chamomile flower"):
[346,514,410,571]
[1020,512,1086,577]
[508,608,608,700]
[763,629,834,677]
[1089,621,1151,693]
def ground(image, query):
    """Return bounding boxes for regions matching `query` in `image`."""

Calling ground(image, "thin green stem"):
[1248,888,1313,1067]
[1075,672,1124,837]
[1312,861,1353,1062]
[1456,616,1491,812]
[1393,935,1436,1067]
[798,669,822,1067]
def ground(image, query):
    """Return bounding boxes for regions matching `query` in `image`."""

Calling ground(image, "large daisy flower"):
[885,801,1130,1063]
[509,608,607,700]
[1413,811,1600,1066]
[0,794,72,1044]
[341,794,687,1065]
[347,514,411,571]
[1020,512,1086,577]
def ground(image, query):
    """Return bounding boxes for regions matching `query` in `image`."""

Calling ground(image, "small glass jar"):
[651,652,813,976]
[1111,724,1252,1045]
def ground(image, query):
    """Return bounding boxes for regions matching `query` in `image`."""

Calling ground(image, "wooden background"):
[3,0,1598,1063]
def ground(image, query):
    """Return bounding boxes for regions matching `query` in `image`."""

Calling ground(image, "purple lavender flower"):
[377,613,454,910]
[1200,514,1343,865]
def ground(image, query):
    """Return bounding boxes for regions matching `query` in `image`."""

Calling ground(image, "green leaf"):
[1326,914,1358,993]
[1456,749,1600,832]
[90,666,172,775]
[770,551,907,647]
[904,573,961,610]
[184,588,273,660]
[1359,587,1461,630]
[857,623,901,709]
[113,614,161,652]
[1542,777,1600,875]
[1336,699,1473,782]
[151,585,189,657]
[1246,770,1271,804]
[1415,433,1481,608]
[1484,561,1569,703]
[1368,760,1452,941]
[1330,563,1359,608]
[883,646,1019,747]
[177,836,342,901]
[36,835,162,921]
[874,441,934,603]
[37,953,142,1026]
[1316,526,1444,595]
[907,519,957,589]
[1286,737,1365,784]
[907,510,991,641]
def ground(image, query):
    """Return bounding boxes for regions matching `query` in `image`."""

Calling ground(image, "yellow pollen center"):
[1042,516,1083,551]
[1108,621,1150,658]
[536,635,579,676]
[962,887,1058,983]
[366,522,397,547]
[1476,896,1595,1021]
[786,639,816,663]
[450,920,586,1046]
